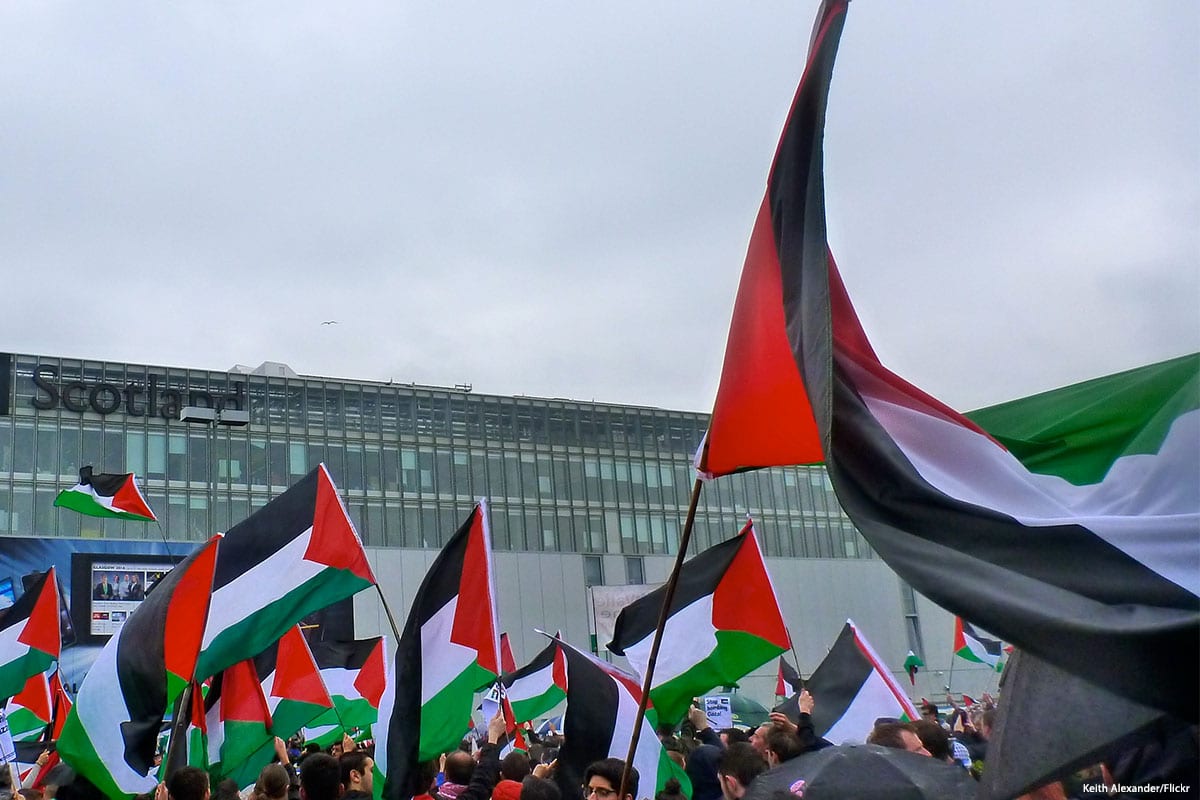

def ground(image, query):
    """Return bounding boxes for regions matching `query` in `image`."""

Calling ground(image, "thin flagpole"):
[373,583,403,642]
[163,681,195,780]
[617,477,704,800]
[785,626,806,690]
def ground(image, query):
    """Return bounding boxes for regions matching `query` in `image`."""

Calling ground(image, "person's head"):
[304,743,322,756]
[748,724,770,756]
[444,750,476,785]
[763,728,803,767]
[911,720,953,762]
[213,779,240,800]
[339,751,374,794]
[867,722,930,757]
[519,777,561,800]
[167,766,211,800]
[330,742,344,758]
[584,758,637,800]
[254,764,290,800]
[716,743,766,800]
[979,709,996,740]
[718,728,748,747]
[299,752,343,800]
[919,702,939,723]
[654,778,687,800]
[413,759,440,796]
[500,751,532,782]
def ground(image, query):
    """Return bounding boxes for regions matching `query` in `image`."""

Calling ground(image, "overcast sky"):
[4,1,1197,414]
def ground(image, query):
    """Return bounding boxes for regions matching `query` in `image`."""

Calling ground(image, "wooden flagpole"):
[617,477,704,800]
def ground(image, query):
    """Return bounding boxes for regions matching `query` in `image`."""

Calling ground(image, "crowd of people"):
[5,687,1195,800]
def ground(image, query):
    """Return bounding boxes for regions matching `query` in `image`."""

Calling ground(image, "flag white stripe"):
[419,597,476,706]
[821,668,910,745]
[863,389,1200,595]
[620,594,717,686]
[201,528,322,650]
[507,663,555,703]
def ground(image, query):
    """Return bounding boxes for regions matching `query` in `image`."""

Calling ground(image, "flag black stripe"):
[555,644,619,800]
[310,638,383,671]
[804,623,873,736]
[606,533,743,654]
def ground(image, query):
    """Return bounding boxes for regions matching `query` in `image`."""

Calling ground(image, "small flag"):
[503,638,568,726]
[500,632,518,675]
[953,618,1003,672]
[254,626,335,741]
[903,651,924,687]
[54,467,156,522]
[776,657,803,697]
[3,671,51,742]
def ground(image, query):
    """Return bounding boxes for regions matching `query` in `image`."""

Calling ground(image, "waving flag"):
[4,671,50,742]
[301,636,387,746]
[503,638,568,725]
[0,568,60,703]
[195,464,375,680]
[54,467,156,522]
[58,538,218,799]
[699,0,1198,719]
[554,639,690,800]
[607,521,789,724]
[903,651,923,687]
[28,670,72,789]
[801,620,918,744]
[776,657,803,697]
[376,501,501,800]
[953,618,1003,672]
[500,633,517,675]
[254,626,334,740]
[204,660,276,789]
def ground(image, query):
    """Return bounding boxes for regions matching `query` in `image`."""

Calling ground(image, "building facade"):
[0,351,1001,703]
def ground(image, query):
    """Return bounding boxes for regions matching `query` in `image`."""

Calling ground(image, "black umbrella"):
[745,743,976,800]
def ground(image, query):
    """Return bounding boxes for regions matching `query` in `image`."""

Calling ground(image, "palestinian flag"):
[54,467,156,522]
[607,521,789,724]
[195,465,376,680]
[309,637,386,732]
[0,569,60,703]
[4,670,50,741]
[903,651,924,686]
[204,660,276,789]
[376,502,501,800]
[953,618,1003,672]
[697,0,1199,719]
[58,538,219,799]
[502,638,567,725]
[797,620,918,744]
[254,626,334,740]
[500,633,517,674]
[776,657,803,697]
[553,639,690,800]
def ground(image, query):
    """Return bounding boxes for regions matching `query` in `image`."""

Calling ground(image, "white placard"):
[703,695,733,730]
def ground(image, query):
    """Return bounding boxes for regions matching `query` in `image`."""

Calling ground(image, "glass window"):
[188,434,208,485]
[13,424,35,474]
[125,430,146,478]
[345,444,365,491]
[288,442,307,476]
[583,555,604,587]
[168,433,188,480]
[382,447,399,492]
[364,447,382,492]
[541,509,558,550]
[36,425,58,476]
[249,440,269,486]
[0,423,12,474]
[625,556,645,585]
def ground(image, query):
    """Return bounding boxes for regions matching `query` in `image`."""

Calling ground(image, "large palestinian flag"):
[54,467,156,522]
[554,639,690,800]
[195,464,376,680]
[789,620,917,744]
[254,626,334,741]
[502,638,567,725]
[696,0,1199,719]
[58,538,219,799]
[0,569,60,703]
[376,502,501,800]
[607,521,789,724]
[4,670,50,741]
[953,618,1003,671]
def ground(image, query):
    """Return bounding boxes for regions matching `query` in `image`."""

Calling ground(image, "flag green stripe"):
[7,706,48,741]
[418,661,496,761]
[0,650,54,702]
[331,695,378,730]
[58,710,131,800]
[196,572,372,679]
[650,630,785,725]
[214,720,274,788]
[967,354,1199,485]
[270,697,331,740]
[54,488,152,521]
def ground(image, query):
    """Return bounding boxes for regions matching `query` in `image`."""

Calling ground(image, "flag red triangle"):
[450,507,500,675]
[113,474,156,520]
[500,633,517,674]
[303,465,375,582]
[273,627,333,709]
[164,537,219,685]
[18,567,61,659]
[352,638,387,708]
[712,523,790,648]
[220,660,272,725]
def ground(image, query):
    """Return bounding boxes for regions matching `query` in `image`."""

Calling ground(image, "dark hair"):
[254,764,290,800]
[340,751,373,787]
[867,722,917,750]
[501,751,532,782]
[413,758,440,796]
[719,728,749,745]
[584,758,637,800]
[520,777,561,800]
[654,777,686,800]
[299,753,342,800]
[717,742,767,789]
[214,778,241,800]
[445,750,476,785]
[765,728,804,763]
[167,766,211,800]
[911,720,952,761]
